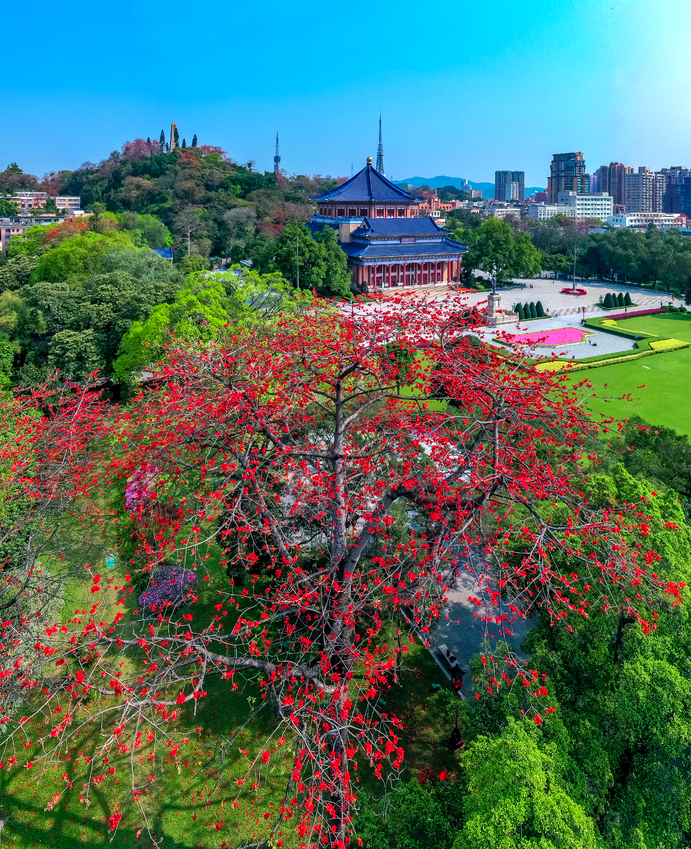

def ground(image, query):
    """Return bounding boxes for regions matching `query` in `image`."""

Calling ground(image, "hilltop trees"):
[48,144,342,262]
[0,294,680,848]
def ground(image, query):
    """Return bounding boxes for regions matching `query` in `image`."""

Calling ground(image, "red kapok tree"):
[0,295,681,848]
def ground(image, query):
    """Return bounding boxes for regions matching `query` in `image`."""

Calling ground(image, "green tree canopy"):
[462,218,541,283]
[455,720,600,849]
[113,267,303,383]
[268,222,352,298]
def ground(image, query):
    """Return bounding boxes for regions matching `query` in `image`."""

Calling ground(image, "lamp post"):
[572,242,578,292]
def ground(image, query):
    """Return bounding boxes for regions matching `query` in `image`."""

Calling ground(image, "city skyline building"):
[594,162,632,211]
[625,168,653,213]
[494,170,525,202]
[529,191,612,220]
[547,152,589,203]
[623,166,666,213]
[661,166,691,216]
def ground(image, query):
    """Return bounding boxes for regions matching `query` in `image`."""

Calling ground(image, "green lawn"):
[574,314,691,436]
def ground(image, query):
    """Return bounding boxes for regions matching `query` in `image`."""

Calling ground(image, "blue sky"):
[2,0,691,186]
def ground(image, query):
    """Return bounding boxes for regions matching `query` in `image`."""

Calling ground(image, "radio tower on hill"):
[274,131,281,176]
[375,113,385,176]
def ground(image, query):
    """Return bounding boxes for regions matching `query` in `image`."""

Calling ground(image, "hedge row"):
[535,339,689,371]
[535,340,689,373]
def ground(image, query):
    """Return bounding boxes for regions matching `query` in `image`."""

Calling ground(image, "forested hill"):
[50,140,343,261]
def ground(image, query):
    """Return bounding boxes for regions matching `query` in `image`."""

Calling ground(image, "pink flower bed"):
[505,326,593,346]
[561,287,588,296]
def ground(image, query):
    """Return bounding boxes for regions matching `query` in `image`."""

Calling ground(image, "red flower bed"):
[605,308,668,320]
[560,287,588,296]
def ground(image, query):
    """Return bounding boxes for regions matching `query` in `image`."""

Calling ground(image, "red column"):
[388,264,392,288]
[403,263,407,286]
[434,261,438,284]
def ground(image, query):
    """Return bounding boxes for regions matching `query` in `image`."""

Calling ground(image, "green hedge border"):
[538,342,689,372]
[535,313,691,371]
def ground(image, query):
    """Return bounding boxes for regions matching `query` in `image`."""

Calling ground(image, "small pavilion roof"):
[312,163,416,203]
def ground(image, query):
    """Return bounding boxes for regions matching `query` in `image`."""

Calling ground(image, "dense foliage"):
[0,295,684,849]
[49,142,342,263]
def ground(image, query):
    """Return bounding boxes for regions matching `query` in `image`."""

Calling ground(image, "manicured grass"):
[573,314,691,436]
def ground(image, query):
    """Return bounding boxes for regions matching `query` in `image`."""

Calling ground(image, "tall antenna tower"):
[375,113,385,176]
[274,131,281,176]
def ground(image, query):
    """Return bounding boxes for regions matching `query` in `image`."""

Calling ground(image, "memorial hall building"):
[310,159,467,291]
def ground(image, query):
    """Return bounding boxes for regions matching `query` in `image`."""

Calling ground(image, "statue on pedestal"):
[487,278,518,327]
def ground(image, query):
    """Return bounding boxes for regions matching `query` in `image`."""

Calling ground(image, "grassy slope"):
[574,313,691,437]
[0,544,453,849]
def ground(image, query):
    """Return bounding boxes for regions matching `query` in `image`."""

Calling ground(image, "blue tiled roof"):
[153,248,174,259]
[341,239,468,261]
[352,217,449,237]
[312,164,416,203]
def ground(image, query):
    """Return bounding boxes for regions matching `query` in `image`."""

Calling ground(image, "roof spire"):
[274,130,281,176]
[375,113,385,176]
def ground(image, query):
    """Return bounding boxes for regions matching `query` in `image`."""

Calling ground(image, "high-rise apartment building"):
[660,166,691,215]
[652,172,666,213]
[594,162,632,210]
[494,171,525,202]
[624,167,668,213]
[625,168,653,213]
[547,153,589,203]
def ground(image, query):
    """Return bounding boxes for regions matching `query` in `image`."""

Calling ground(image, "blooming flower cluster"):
[506,326,592,346]
[124,465,159,511]
[138,564,198,613]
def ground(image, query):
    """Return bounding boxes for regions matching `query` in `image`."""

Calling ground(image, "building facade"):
[311,159,467,291]
[608,212,687,230]
[495,170,525,202]
[528,192,613,220]
[661,166,691,216]
[594,162,632,211]
[548,153,589,203]
[624,167,666,213]
[0,192,81,212]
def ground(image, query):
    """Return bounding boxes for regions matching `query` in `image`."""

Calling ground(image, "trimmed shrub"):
[529,302,537,319]
[669,305,679,313]
[680,306,688,314]
[516,303,525,320]
[603,292,614,309]
[617,292,625,307]
[536,300,545,317]
[624,292,633,306]
[650,338,687,351]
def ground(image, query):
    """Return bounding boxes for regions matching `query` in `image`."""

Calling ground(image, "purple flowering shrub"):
[138,564,198,614]
[124,466,159,512]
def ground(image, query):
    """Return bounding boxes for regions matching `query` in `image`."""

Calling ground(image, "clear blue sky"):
[2,0,691,187]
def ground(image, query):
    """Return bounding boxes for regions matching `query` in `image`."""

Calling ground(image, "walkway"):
[428,564,535,698]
